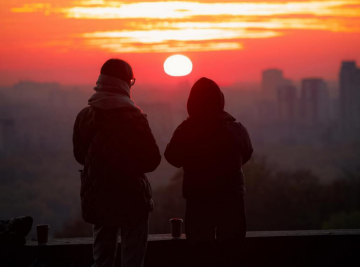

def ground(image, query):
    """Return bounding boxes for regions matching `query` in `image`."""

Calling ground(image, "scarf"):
[88,74,141,112]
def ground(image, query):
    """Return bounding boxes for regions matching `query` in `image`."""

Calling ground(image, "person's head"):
[187,77,225,117]
[100,58,135,87]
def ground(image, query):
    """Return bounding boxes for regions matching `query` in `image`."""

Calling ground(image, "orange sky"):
[1,0,360,86]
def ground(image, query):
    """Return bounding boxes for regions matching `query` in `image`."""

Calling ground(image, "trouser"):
[92,215,149,267]
[185,197,246,267]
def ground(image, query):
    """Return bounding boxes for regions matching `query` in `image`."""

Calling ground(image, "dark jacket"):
[73,75,161,226]
[164,77,253,201]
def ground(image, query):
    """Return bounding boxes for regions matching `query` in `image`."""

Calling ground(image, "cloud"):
[10,1,360,53]
[86,40,242,53]
[83,28,279,43]
[81,27,277,52]
[48,1,360,19]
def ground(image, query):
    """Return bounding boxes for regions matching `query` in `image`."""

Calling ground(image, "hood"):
[187,77,225,117]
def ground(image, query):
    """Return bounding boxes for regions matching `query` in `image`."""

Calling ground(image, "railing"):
[2,229,360,267]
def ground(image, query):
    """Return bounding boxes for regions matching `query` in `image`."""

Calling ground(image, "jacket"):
[165,112,253,201]
[73,75,161,226]
[164,77,253,202]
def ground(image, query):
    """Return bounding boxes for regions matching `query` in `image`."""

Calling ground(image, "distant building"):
[277,84,297,123]
[12,81,61,105]
[262,69,284,101]
[339,61,360,130]
[300,78,329,125]
[256,100,277,124]
[0,118,15,153]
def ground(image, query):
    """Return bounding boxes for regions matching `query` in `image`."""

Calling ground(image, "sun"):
[164,55,193,76]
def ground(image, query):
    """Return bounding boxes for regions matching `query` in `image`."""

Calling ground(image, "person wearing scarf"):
[73,59,161,267]
[165,77,253,267]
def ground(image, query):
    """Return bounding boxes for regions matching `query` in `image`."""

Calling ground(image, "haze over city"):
[1,0,360,242]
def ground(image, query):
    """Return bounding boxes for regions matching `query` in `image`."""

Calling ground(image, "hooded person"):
[73,59,161,267]
[165,77,253,267]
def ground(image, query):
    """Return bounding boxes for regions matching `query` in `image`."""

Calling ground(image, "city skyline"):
[0,61,356,89]
[2,60,358,127]
[1,58,359,237]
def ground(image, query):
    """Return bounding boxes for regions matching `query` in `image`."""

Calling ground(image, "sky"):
[0,0,360,86]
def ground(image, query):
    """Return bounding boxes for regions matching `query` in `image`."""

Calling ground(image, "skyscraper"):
[277,84,297,122]
[0,118,15,154]
[301,78,329,125]
[340,61,360,130]
[262,69,284,101]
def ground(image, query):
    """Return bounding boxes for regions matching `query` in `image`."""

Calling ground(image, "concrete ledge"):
[1,230,360,267]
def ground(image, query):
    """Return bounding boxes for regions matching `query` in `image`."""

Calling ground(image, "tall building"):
[301,78,329,125]
[340,61,360,130]
[0,118,15,153]
[277,84,297,122]
[262,69,285,101]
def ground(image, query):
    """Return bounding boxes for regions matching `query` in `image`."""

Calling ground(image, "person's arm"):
[238,123,253,165]
[73,111,87,165]
[164,122,189,168]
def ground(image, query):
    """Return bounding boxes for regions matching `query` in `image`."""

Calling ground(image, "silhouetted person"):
[73,59,161,267]
[165,77,253,267]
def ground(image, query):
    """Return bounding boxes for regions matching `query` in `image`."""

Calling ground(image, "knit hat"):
[100,59,134,82]
[187,77,225,117]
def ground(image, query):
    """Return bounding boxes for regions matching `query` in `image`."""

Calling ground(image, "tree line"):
[55,156,360,237]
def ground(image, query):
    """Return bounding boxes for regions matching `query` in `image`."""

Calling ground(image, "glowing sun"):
[164,55,193,76]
